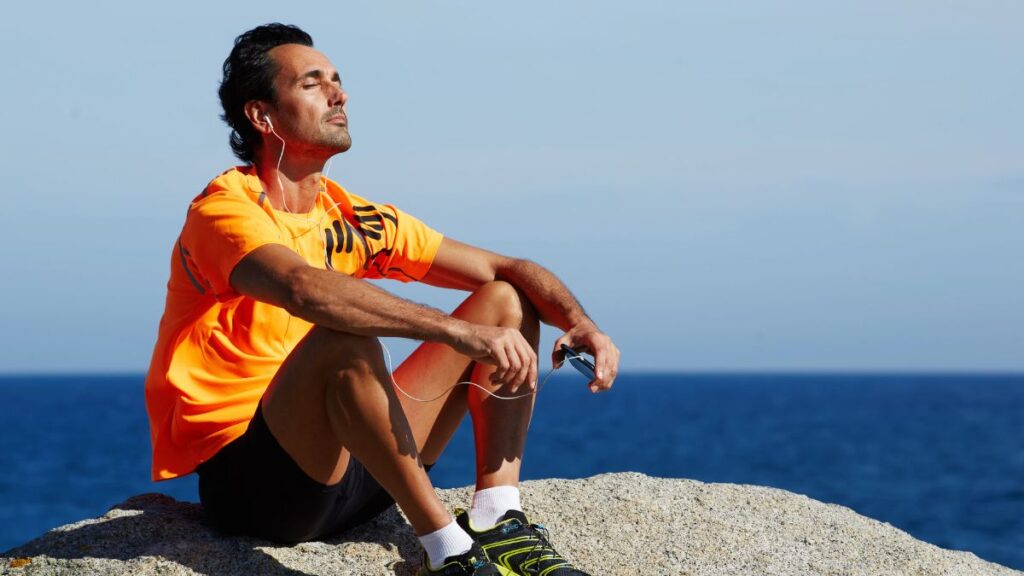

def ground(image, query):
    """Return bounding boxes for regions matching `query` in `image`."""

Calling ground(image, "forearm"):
[421,239,617,388]
[495,259,618,389]
[284,266,469,346]
[495,259,592,331]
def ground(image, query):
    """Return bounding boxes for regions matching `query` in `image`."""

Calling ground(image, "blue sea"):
[1,373,1022,570]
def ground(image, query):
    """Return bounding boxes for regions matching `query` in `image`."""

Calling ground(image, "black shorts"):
[196,402,405,544]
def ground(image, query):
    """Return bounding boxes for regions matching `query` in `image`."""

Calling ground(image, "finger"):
[505,341,524,391]
[592,339,615,392]
[585,344,601,392]
[592,339,608,382]
[609,345,621,388]
[551,334,572,369]
[598,344,620,392]
[510,352,529,392]
[490,344,511,386]
[527,346,538,390]
[505,339,524,390]
[593,369,615,392]
[523,334,538,388]
[513,340,534,391]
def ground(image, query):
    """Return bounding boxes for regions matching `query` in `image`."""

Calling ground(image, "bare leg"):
[393,281,539,489]
[259,281,539,535]
[260,329,451,534]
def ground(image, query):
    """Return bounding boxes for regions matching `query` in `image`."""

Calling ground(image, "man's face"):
[264,43,351,156]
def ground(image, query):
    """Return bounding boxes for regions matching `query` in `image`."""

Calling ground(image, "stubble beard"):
[322,126,352,154]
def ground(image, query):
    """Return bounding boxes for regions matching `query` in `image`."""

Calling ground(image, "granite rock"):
[2,472,1019,576]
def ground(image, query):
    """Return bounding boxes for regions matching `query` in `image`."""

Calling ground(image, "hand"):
[452,323,538,392]
[553,321,619,393]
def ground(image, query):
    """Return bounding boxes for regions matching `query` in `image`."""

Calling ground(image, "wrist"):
[569,316,597,332]
[443,317,476,349]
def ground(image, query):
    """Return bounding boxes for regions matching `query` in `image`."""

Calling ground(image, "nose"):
[328,83,347,108]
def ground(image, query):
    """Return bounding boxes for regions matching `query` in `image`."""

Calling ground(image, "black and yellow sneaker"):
[417,541,513,576]
[455,509,590,576]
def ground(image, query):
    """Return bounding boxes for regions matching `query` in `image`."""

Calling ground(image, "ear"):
[244,101,273,134]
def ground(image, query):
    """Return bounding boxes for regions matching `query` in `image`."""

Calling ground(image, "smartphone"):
[560,344,596,380]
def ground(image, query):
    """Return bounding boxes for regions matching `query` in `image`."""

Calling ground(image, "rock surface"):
[2,472,1019,576]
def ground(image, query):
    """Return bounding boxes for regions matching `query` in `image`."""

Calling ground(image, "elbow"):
[495,257,546,286]
[280,266,319,318]
[495,257,533,281]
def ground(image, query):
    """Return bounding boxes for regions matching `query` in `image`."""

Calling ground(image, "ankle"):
[470,485,522,529]
[419,519,475,570]
[406,496,455,537]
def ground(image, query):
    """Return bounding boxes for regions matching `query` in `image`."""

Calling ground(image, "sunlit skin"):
[244,43,351,213]
[227,41,621,538]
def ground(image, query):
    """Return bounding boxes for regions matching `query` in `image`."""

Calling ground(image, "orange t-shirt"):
[145,166,444,481]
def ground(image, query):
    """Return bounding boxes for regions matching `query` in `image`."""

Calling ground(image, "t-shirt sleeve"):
[179,193,282,299]
[353,201,444,282]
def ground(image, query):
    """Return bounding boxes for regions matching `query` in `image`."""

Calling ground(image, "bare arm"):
[229,243,537,388]
[424,238,621,392]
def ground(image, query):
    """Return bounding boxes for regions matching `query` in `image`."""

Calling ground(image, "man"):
[145,23,619,576]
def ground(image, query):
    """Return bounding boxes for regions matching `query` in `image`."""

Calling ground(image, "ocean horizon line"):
[2,369,1023,378]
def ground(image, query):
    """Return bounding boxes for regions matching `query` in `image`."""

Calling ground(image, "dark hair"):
[219,23,314,163]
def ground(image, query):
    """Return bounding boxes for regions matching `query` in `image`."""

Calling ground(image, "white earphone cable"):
[259,122,585,397]
[380,340,576,402]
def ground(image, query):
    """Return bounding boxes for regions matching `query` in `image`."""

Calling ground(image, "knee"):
[306,327,387,387]
[474,280,536,329]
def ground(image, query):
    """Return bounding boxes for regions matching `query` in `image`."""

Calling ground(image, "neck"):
[253,150,332,213]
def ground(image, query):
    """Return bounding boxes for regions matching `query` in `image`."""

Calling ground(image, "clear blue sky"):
[1,1,1021,373]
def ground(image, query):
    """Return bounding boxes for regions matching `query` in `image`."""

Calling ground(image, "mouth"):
[326,113,348,127]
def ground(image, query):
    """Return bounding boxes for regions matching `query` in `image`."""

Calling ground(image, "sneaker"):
[455,509,590,576]
[417,541,512,575]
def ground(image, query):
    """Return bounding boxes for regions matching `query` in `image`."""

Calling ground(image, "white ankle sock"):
[419,519,474,570]
[470,485,522,530]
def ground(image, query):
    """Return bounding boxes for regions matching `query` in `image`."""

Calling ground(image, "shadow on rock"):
[4,493,421,576]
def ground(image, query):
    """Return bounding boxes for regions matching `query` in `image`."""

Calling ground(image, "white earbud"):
[263,114,274,131]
